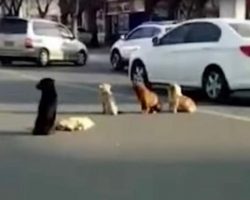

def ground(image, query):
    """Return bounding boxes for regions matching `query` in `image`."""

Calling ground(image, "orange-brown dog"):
[132,82,162,114]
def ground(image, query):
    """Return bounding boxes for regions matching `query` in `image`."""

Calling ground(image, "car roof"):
[30,18,58,24]
[182,18,250,25]
[0,16,58,24]
[142,20,179,25]
[138,21,177,29]
[0,16,27,22]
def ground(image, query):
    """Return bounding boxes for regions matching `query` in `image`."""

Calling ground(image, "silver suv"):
[0,17,88,67]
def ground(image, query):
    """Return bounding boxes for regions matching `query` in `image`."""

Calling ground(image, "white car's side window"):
[33,22,61,37]
[185,23,221,43]
[126,28,145,40]
[159,24,191,45]
[58,25,73,38]
[126,27,161,40]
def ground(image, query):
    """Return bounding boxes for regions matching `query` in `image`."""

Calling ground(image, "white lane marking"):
[2,68,250,122]
[198,109,250,122]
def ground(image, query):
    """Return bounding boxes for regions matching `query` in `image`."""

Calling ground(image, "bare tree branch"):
[12,0,24,16]
[36,0,53,18]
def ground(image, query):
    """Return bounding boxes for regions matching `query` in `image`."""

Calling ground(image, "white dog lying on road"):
[56,117,95,132]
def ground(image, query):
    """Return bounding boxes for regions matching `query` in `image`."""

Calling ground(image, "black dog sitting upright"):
[33,78,57,136]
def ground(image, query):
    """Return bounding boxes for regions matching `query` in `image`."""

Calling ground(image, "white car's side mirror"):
[152,36,160,46]
[120,35,126,40]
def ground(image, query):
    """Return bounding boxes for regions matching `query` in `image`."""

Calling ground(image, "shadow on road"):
[154,88,250,107]
[0,130,31,136]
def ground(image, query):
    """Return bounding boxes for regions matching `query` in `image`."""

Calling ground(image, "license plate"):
[4,41,14,47]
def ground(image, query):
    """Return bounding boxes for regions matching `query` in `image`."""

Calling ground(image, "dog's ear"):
[36,82,41,90]
[99,84,104,90]
[47,79,55,88]
[36,79,44,90]
[106,84,112,90]
[37,78,55,90]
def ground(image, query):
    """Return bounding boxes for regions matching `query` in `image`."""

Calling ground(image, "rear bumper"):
[0,49,39,59]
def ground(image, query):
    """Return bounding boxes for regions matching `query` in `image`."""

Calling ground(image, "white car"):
[129,18,250,101]
[110,21,177,71]
[0,17,88,67]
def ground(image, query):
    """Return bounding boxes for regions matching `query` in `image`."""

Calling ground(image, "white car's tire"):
[75,51,87,66]
[130,61,151,88]
[110,50,124,71]
[1,59,12,66]
[37,49,50,67]
[202,67,229,101]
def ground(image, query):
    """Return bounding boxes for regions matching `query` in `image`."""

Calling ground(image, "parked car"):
[129,18,250,101]
[0,17,88,67]
[110,21,177,71]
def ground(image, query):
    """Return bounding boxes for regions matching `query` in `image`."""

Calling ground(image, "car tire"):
[37,49,49,67]
[1,59,12,66]
[75,51,87,66]
[110,50,124,71]
[202,68,229,101]
[130,61,151,88]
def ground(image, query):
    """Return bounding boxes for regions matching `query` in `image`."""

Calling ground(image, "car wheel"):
[75,51,87,66]
[38,49,49,67]
[1,59,12,66]
[131,61,151,88]
[202,68,229,101]
[111,51,124,71]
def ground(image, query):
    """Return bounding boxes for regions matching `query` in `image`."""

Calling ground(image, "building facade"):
[105,0,147,42]
[104,0,250,43]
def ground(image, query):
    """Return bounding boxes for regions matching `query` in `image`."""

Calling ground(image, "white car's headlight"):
[123,46,141,53]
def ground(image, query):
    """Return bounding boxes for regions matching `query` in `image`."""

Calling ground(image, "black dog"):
[33,78,57,136]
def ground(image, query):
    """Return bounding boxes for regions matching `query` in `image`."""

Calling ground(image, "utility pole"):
[25,0,30,18]
[72,0,79,39]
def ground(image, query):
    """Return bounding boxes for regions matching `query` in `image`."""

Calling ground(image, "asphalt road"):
[1,49,250,200]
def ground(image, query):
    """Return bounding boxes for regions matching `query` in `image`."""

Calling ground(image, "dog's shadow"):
[0,130,31,136]
[58,110,172,116]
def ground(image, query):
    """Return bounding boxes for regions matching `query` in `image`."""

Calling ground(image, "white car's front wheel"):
[37,49,49,67]
[203,68,229,101]
[130,61,151,88]
[75,51,87,66]
[111,50,124,71]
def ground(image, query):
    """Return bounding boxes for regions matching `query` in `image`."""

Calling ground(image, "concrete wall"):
[219,0,246,19]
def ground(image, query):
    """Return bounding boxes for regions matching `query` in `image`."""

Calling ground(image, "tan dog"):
[167,83,197,113]
[99,83,118,115]
[133,82,162,114]
[56,117,95,132]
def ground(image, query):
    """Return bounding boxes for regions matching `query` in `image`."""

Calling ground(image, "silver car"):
[0,17,88,67]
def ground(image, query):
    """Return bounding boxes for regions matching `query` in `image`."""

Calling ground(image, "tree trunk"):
[61,13,69,25]
[87,8,99,47]
[36,0,53,19]
[12,0,23,16]
[71,0,79,39]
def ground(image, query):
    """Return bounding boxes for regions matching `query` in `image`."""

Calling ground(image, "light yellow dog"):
[167,83,197,113]
[99,83,118,115]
